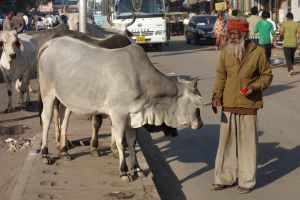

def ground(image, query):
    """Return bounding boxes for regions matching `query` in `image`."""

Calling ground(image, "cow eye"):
[0,41,3,47]
[16,41,21,48]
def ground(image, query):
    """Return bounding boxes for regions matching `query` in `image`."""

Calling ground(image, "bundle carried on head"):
[227,18,249,33]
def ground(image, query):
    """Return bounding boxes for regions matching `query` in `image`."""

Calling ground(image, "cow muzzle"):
[9,53,16,60]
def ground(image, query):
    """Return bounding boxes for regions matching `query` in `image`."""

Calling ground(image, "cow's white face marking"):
[0,30,19,64]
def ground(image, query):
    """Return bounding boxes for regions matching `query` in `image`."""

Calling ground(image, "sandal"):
[237,186,252,194]
[288,70,296,76]
[210,183,233,190]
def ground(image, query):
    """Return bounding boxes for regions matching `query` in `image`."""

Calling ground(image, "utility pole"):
[79,0,87,33]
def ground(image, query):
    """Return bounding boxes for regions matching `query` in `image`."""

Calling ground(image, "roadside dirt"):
[0,79,41,199]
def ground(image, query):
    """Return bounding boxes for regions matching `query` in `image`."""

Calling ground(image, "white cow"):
[38,36,205,181]
[0,30,37,112]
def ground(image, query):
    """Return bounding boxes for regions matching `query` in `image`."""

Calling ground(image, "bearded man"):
[210,18,273,194]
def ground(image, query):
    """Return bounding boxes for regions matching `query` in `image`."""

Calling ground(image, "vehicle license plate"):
[136,36,145,43]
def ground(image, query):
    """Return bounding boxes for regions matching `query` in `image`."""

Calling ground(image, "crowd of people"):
[211,6,300,76]
[1,10,66,33]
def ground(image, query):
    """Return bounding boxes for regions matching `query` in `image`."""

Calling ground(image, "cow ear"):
[189,94,205,109]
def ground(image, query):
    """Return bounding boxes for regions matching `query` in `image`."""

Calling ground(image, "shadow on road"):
[257,141,300,189]
[137,128,187,200]
[139,123,300,193]
[264,79,300,97]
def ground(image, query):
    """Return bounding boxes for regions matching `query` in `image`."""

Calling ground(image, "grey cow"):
[38,36,205,180]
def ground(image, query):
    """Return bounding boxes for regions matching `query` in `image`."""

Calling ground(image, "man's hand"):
[241,86,255,96]
[212,98,221,114]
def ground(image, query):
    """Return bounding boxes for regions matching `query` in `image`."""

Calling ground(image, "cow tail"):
[38,91,43,126]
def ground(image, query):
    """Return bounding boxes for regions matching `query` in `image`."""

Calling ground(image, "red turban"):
[227,19,249,33]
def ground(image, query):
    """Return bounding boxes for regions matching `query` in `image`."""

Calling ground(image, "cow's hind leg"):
[53,98,61,146]
[58,104,73,149]
[90,115,102,157]
[58,108,72,160]
[111,134,118,158]
[111,116,132,181]
[41,94,56,164]
[126,127,144,178]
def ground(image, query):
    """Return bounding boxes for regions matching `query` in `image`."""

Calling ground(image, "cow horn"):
[62,5,67,14]
[107,11,114,26]
[125,11,136,27]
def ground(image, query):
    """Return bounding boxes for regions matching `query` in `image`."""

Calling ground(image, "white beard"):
[227,36,245,61]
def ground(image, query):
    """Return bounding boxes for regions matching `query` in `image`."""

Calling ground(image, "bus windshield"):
[115,0,165,19]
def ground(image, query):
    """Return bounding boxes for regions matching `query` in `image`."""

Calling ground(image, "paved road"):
[142,36,300,200]
[1,35,300,200]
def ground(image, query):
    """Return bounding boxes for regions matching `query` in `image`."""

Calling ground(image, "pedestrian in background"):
[280,12,300,76]
[23,13,29,32]
[254,10,276,62]
[247,6,260,44]
[211,18,273,194]
[213,12,225,50]
[2,10,13,31]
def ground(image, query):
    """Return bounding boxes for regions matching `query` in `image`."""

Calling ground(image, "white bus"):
[111,0,168,51]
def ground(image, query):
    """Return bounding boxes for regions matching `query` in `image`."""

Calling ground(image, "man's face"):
[228,30,242,44]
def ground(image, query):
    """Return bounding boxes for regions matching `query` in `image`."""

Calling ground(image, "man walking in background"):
[210,17,273,194]
[254,10,276,62]
[247,6,260,44]
[280,12,300,76]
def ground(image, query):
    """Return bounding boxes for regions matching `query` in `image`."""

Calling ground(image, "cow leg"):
[126,127,144,178]
[53,98,61,146]
[19,72,31,109]
[58,108,72,160]
[2,74,14,112]
[111,134,119,158]
[90,115,102,157]
[15,79,21,92]
[58,104,73,149]
[25,81,31,105]
[111,116,131,181]
[41,94,55,164]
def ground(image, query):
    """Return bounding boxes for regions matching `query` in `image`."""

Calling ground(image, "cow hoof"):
[65,140,73,150]
[59,153,72,161]
[120,174,133,182]
[134,168,145,178]
[4,108,14,113]
[90,150,101,157]
[137,171,145,178]
[58,150,72,161]
[20,105,26,111]
[42,156,53,164]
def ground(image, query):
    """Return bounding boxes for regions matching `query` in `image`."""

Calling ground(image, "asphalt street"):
[1,35,300,200]
[142,35,300,200]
